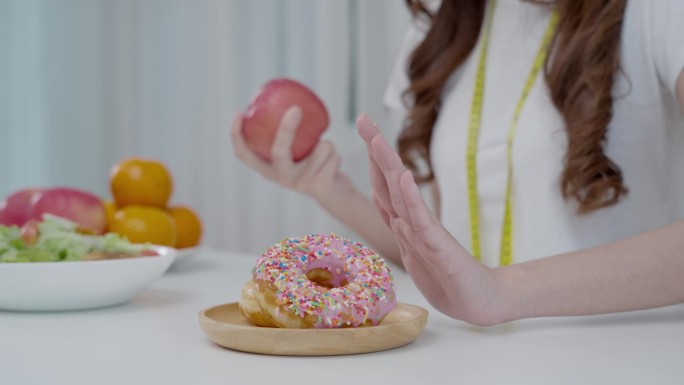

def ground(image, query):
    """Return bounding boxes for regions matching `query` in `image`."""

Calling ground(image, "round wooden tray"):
[198,302,428,356]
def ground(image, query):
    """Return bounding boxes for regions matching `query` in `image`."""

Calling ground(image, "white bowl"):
[0,246,175,311]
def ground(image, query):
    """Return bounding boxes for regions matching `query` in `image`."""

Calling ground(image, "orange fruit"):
[110,158,173,208]
[167,205,203,248]
[109,205,177,246]
[103,200,117,231]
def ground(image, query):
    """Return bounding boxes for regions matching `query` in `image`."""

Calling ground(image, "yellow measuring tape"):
[466,0,558,266]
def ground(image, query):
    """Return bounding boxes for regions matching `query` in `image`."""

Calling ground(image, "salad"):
[0,215,157,263]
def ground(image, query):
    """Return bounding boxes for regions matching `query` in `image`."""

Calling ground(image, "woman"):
[232,0,684,324]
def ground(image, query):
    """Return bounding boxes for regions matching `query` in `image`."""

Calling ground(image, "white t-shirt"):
[384,0,684,267]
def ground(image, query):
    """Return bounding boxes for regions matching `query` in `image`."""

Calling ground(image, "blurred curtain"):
[0,0,410,253]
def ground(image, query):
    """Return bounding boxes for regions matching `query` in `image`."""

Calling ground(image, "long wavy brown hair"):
[400,0,628,213]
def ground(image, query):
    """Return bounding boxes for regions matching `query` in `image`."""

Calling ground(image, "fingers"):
[356,113,381,143]
[230,112,271,175]
[356,114,384,181]
[371,191,390,226]
[399,169,455,255]
[232,106,341,198]
[398,170,471,273]
[313,147,341,183]
[230,111,243,138]
[391,217,446,299]
[356,114,396,218]
[271,106,303,166]
[395,236,415,273]
[399,170,436,238]
[370,133,410,220]
[296,141,336,189]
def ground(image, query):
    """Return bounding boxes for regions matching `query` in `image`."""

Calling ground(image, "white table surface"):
[2,249,684,385]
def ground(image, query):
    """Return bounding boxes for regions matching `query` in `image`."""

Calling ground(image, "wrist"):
[312,174,357,212]
[490,265,530,323]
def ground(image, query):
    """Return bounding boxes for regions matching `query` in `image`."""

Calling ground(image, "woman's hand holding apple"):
[232,106,353,207]
[240,78,329,162]
[232,78,354,207]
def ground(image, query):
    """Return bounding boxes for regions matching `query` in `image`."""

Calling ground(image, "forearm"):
[498,221,684,322]
[316,177,401,266]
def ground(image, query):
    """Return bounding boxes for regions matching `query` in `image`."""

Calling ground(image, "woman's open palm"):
[356,114,505,325]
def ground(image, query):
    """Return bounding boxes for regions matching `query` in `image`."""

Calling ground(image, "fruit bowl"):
[0,246,175,311]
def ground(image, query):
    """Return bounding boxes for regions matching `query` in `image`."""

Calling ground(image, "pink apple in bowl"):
[28,187,108,235]
[0,188,45,227]
[242,78,329,162]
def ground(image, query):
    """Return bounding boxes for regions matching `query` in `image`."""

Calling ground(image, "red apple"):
[242,78,329,162]
[28,187,108,234]
[0,188,45,227]
[0,210,11,227]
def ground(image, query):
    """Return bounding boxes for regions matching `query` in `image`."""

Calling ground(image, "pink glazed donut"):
[239,234,397,328]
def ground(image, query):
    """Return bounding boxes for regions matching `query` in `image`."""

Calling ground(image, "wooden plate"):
[198,302,428,356]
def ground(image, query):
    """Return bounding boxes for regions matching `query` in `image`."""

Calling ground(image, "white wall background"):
[0,0,411,254]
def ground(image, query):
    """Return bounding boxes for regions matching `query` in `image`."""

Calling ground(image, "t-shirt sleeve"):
[381,18,429,142]
[650,0,684,96]
[382,18,429,115]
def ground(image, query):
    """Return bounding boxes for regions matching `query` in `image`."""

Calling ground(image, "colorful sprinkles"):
[252,234,397,328]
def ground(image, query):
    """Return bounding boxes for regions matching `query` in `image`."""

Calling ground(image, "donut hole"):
[305,268,350,289]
